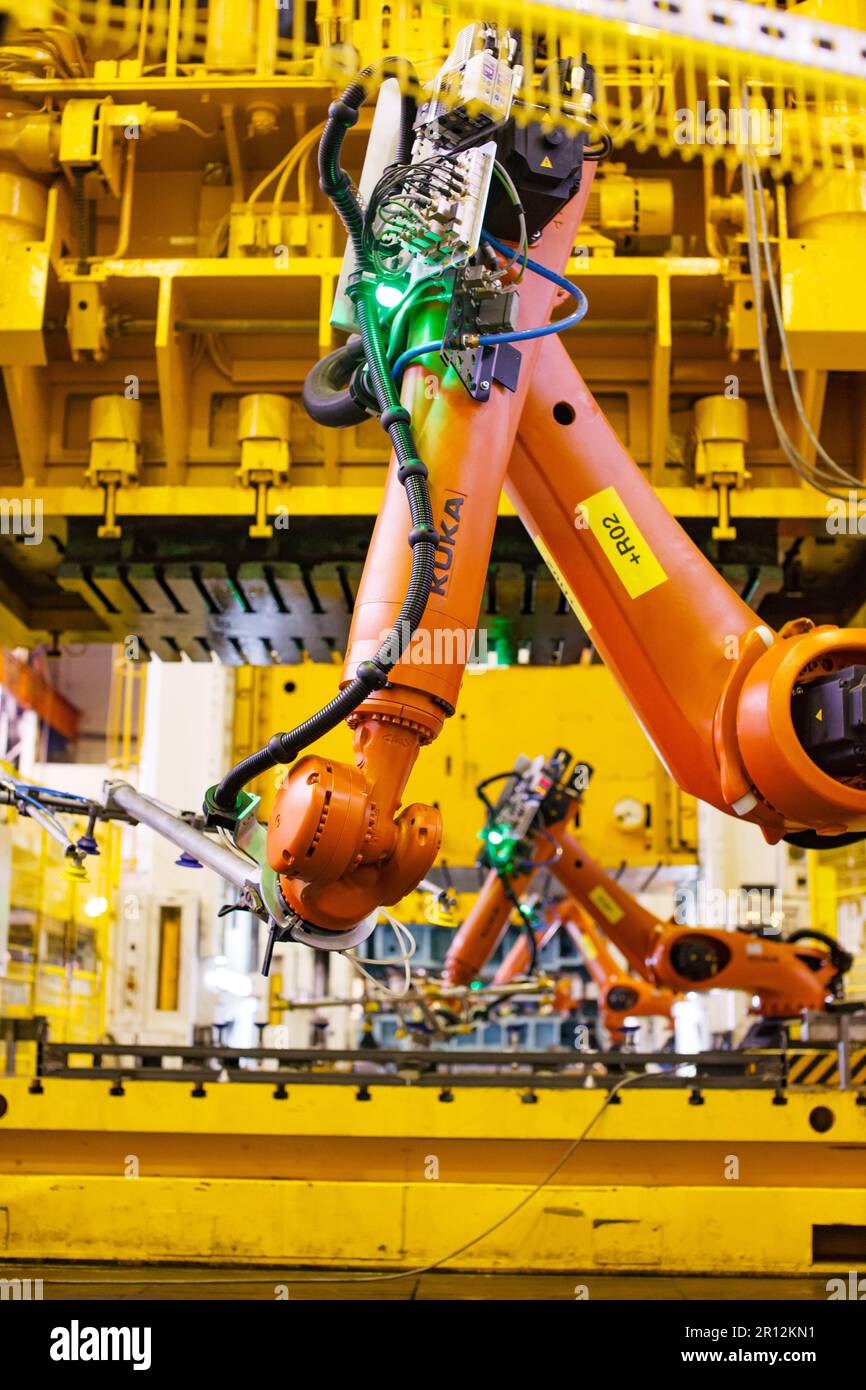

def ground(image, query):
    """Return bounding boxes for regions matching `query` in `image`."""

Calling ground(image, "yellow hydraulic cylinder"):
[237,392,290,539]
[0,166,50,365]
[206,0,258,70]
[0,168,47,240]
[87,395,142,540]
[693,395,750,542]
[0,111,57,173]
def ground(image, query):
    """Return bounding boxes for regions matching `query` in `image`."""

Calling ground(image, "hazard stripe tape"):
[850,1051,866,1081]
[788,1052,833,1084]
[785,1048,866,1086]
[811,1057,841,1086]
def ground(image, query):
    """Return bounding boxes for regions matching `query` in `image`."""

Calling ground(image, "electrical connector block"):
[397,138,497,269]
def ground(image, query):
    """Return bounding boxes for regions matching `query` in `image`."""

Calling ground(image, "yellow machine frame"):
[0,1078,864,1273]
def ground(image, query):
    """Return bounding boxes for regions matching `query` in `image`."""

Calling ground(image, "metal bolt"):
[480,380,490,391]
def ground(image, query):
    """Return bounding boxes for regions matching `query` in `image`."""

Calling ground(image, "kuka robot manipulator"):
[192,24,866,970]
[444,750,852,1020]
[494,892,678,1044]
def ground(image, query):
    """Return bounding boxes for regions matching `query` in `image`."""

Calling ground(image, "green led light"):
[470,981,483,991]
[375,282,405,310]
[487,829,504,846]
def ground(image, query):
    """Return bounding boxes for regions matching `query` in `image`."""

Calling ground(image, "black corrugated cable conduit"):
[302,335,371,428]
[209,59,437,817]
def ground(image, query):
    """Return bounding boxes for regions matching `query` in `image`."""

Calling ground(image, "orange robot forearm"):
[508,340,866,842]
[447,810,849,1015]
[492,897,676,1042]
[547,823,848,1017]
[558,902,676,1041]
[269,179,597,932]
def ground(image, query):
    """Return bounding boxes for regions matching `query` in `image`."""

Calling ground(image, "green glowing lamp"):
[480,822,520,871]
[375,282,405,310]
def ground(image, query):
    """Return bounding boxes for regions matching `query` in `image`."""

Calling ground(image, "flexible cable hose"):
[742,142,863,499]
[213,59,436,813]
[751,158,864,494]
[390,233,588,382]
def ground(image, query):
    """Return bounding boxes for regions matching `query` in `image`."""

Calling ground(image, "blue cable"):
[390,231,588,382]
[7,784,72,838]
[15,782,92,803]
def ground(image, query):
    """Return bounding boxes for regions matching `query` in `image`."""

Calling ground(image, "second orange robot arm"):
[493,896,677,1042]
[444,802,848,1015]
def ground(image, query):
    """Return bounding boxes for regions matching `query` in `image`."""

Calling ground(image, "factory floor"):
[0,1264,837,1300]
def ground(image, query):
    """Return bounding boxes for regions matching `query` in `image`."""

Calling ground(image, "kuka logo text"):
[431,494,465,597]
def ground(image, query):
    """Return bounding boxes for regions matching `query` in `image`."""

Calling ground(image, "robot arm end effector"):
[715,618,866,846]
[264,711,442,934]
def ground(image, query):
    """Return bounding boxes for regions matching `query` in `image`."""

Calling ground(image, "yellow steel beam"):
[0,485,839,521]
[4,1132,866,1187]
[1,1082,863,1271]
[1,1078,863,1144]
[566,255,725,279]
[0,1173,863,1272]
[56,256,344,281]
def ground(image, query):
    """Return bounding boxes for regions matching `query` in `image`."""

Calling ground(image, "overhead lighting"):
[84,895,108,918]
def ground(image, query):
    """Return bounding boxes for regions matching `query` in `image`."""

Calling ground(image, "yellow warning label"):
[588,884,625,925]
[540,155,553,169]
[579,484,667,599]
[533,534,591,630]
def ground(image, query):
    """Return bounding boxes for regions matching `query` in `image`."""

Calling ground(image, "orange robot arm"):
[508,342,866,844]
[547,821,850,1018]
[263,213,866,943]
[264,190,594,938]
[492,895,676,1042]
[444,842,557,984]
[445,754,851,1017]
[211,40,866,963]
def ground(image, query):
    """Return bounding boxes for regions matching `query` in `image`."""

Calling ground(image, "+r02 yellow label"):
[577,485,667,599]
[588,884,625,925]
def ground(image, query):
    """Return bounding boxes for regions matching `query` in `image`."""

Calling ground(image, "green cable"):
[385,280,449,361]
